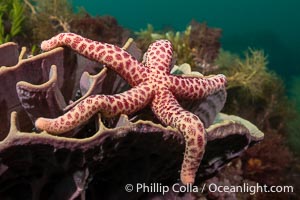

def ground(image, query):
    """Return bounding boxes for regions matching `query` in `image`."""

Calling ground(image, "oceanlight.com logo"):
[124,182,294,195]
[208,182,294,195]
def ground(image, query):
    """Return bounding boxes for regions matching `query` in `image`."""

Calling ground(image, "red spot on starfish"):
[79,43,87,52]
[105,55,113,62]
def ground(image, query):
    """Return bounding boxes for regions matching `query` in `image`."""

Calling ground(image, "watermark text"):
[124,182,294,195]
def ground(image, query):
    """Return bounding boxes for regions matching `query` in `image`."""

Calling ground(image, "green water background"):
[72,0,300,83]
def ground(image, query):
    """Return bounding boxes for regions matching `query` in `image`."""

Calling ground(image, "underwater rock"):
[0,39,263,199]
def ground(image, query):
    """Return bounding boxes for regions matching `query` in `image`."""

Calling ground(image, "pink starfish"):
[35,33,226,185]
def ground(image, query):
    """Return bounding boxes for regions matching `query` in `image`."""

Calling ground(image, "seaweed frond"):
[135,24,164,51]
[0,0,25,44]
[189,21,222,66]
[216,48,294,133]
[135,24,194,65]
[165,26,194,65]
[70,15,129,46]
[217,48,273,99]
[9,0,25,38]
[0,4,7,44]
[27,0,74,43]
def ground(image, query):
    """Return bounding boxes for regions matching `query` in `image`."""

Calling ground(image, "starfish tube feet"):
[35,84,154,134]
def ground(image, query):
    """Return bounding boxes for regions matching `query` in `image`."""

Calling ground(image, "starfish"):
[35,33,226,185]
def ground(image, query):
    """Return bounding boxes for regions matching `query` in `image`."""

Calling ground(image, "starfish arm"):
[41,33,149,86]
[35,83,154,134]
[151,89,206,185]
[169,74,226,99]
[145,40,173,73]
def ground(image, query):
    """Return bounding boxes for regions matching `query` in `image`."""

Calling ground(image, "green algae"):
[0,0,25,44]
